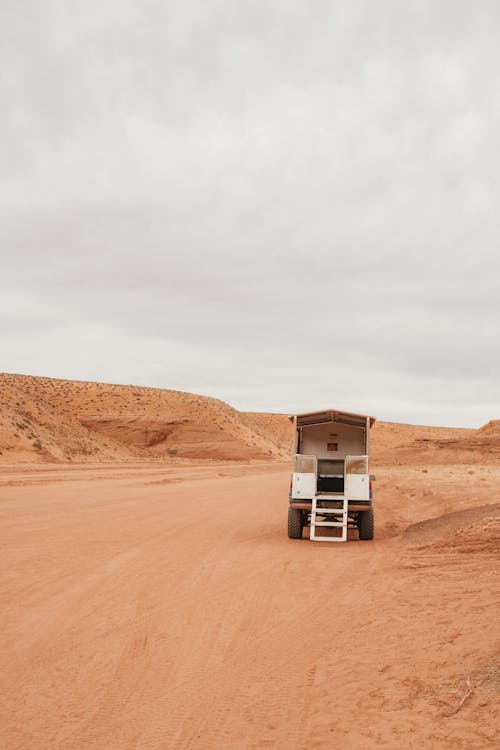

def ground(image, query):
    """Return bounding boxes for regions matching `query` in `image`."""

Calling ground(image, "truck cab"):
[288,409,375,541]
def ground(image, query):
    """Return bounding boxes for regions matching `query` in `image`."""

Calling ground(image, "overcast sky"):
[1,1,499,426]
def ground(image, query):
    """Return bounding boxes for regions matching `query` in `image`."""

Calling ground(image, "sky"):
[1,0,499,426]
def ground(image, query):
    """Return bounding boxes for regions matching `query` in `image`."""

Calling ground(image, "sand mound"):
[403,503,500,550]
[82,415,276,460]
[477,419,500,436]
[372,420,500,466]
[242,412,293,452]
[0,374,288,463]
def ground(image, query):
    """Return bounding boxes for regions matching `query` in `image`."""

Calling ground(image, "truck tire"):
[288,507,303,539]
[358,507,374,540]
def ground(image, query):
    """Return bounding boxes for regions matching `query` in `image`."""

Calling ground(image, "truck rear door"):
[345,455,369,501]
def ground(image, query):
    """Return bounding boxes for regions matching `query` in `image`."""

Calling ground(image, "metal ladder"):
[310,493,349,542]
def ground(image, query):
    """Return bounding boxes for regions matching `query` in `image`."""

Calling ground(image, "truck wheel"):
[288,507,304,539]
[358,507,374,540]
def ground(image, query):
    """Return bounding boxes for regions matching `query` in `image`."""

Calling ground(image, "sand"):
[0,374,498,748]
[0,458,498,749]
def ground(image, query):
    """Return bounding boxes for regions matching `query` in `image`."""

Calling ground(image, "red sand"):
[0,374,499,749]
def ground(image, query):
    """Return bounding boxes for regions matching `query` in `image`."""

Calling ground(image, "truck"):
[287,408,375,542]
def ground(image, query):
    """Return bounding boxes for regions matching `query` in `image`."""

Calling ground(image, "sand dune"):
[477,419,500,436]
[371,420,500,466]
[0,373,290,463]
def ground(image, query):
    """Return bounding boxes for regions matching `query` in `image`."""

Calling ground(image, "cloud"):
[1,0,499,426]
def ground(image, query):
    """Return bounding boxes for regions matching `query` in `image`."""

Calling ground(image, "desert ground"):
[1,374,499,749]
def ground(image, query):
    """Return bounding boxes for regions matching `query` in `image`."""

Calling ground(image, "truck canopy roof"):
[292,409,376,428]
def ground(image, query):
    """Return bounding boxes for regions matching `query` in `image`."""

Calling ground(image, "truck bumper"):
[289,500,372,512]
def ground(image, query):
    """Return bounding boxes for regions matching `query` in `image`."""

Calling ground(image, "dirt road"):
[1,462,498,749]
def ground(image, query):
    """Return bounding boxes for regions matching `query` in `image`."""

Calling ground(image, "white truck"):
[288,409,375,542]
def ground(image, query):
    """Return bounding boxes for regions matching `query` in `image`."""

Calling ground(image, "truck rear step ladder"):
[310,493,348,542]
